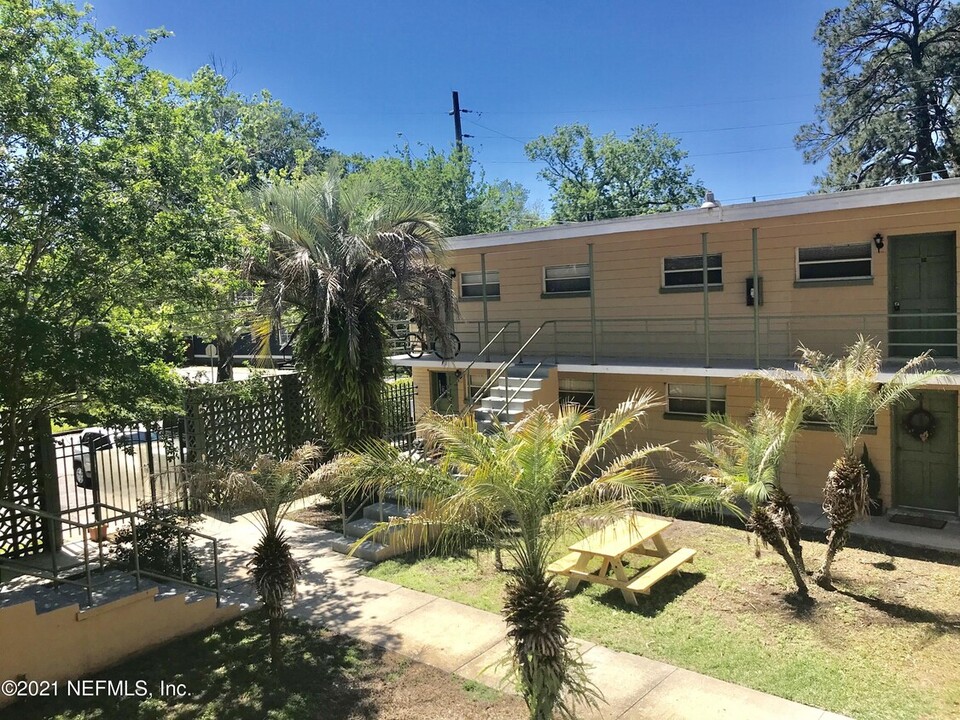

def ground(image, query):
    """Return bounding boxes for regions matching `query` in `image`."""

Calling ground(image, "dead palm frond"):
[757,335,945,588]
[246,172,455,450]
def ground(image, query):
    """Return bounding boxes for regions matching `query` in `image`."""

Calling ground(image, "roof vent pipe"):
[700,190,720,209]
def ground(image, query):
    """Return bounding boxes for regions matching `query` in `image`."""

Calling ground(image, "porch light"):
[700,190,720,209]
[873,233,885,252]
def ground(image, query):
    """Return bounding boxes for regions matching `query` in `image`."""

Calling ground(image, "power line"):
[467,119,808,142]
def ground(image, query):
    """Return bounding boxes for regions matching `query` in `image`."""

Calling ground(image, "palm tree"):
[246,172,455,451]
[319,392,734,720]
[685,401,809,596]
[760,336,941,589]
[191,443,324,668]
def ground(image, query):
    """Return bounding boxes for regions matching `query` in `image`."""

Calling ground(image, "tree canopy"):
[524,124,704,222]
[797,0,960,188]
[344,144,545,236]
[0,0,247,491]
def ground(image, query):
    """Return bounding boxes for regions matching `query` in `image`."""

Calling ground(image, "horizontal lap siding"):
[450,200,960,361]
[590,373,896,506]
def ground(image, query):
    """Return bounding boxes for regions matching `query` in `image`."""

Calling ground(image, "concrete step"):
[363,502,417,522]
[487,387,537,402]
[475,409,518,424]
[504,364,552,380]
[480,398,528,414]
[329,536,399,562]
[493,378,541,393]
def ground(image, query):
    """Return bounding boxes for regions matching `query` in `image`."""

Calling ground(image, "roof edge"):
[449,178,960,251]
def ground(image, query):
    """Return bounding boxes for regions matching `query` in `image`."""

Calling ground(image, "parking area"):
[52,425,185,540]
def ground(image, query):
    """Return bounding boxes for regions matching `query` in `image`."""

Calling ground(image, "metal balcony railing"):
[516,313,958,366]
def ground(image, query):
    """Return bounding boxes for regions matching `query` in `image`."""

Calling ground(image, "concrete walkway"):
[200,511,849,720]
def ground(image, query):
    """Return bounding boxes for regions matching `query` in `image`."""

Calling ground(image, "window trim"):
[543,263,591,296]
[795,243,872,283]
[665,382,727,418]
[661,253,723,290]
[559,377,596,410]
[460,270,501,299]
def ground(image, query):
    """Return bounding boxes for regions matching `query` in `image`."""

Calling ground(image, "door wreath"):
[903,403,936,443]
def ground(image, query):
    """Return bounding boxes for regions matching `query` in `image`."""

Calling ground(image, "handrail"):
[0,499,222,608]
[455,321,520,404]
[463,320,557,416]
[494,362,543,416]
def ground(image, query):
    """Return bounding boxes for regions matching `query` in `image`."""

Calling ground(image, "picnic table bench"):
[547,515,696,606]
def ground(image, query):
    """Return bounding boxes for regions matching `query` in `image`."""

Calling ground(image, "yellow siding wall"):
[0,589,241,708]
[586,372,896,506]
[451,198,960,360]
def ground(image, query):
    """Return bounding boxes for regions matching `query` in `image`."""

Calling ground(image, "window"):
[797,243,871,281]
[544,263,591,294]
[662,254,722,289]
[460,271,500,299]
[559,377,595,409]
[666,383,726,417]
[468,369,489,399]
[803,409,876,430]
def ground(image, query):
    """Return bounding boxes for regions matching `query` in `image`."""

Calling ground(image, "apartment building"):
[392,179,960,517]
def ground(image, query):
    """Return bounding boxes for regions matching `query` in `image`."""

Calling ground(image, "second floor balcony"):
[391,312,959,372]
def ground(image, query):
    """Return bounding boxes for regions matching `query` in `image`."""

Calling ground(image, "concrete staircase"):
[474,365,556,433]
[330,500,424,562]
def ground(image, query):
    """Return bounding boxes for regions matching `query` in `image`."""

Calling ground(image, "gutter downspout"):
[752,227,761,403]
[702,232,712,434]
[481,253,490,361]
[589,243,597,365]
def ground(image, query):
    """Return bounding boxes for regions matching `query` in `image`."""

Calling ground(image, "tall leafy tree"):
[246,173,455,451]
[213,83,329,186]
[760,338,941,589]
[797,0,960,188]
[324,394,733,720]
[0,1,245,495]
[345,144,544,236]
[525,124,704,222]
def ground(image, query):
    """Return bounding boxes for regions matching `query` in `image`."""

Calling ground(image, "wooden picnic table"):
[547,515,696,606]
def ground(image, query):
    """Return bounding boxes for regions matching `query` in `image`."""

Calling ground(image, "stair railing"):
[0,499,223,608]
[462,320,558,417]
[455,321,520,406]
[493,362,544,419]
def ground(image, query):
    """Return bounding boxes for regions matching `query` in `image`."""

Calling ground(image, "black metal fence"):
[52,422,186,542]
[1,372,417,557]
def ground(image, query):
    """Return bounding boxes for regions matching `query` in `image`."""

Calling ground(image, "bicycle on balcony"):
[404,329,461,360]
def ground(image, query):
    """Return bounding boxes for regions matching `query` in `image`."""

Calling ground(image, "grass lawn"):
[1,611,523,720]
[360,516,960,720]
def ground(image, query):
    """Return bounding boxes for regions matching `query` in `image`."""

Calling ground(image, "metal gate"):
[53,422,185,540]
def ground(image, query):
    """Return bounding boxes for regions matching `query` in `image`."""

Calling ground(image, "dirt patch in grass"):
[288,500,345,533]
[366,517,960,720]
[2,611,524,720]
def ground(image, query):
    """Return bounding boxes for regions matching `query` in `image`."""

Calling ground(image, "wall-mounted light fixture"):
[873,233,885,252]
[700,190,720,209]
[447,268,457,278]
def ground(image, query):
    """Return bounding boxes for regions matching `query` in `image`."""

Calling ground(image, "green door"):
[888,232,957,358]
[894,390,958,513]
[430,371,459,415]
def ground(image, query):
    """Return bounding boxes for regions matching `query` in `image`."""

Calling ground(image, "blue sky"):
[88,1,838,212]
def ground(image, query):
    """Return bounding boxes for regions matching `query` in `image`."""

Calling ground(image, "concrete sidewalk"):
[201,514,849,720]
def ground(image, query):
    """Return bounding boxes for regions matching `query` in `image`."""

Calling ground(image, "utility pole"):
[451,91,463,151]
[449,91,473,153]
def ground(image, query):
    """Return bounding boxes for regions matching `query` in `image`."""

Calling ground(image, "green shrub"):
[113,502,203,582]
